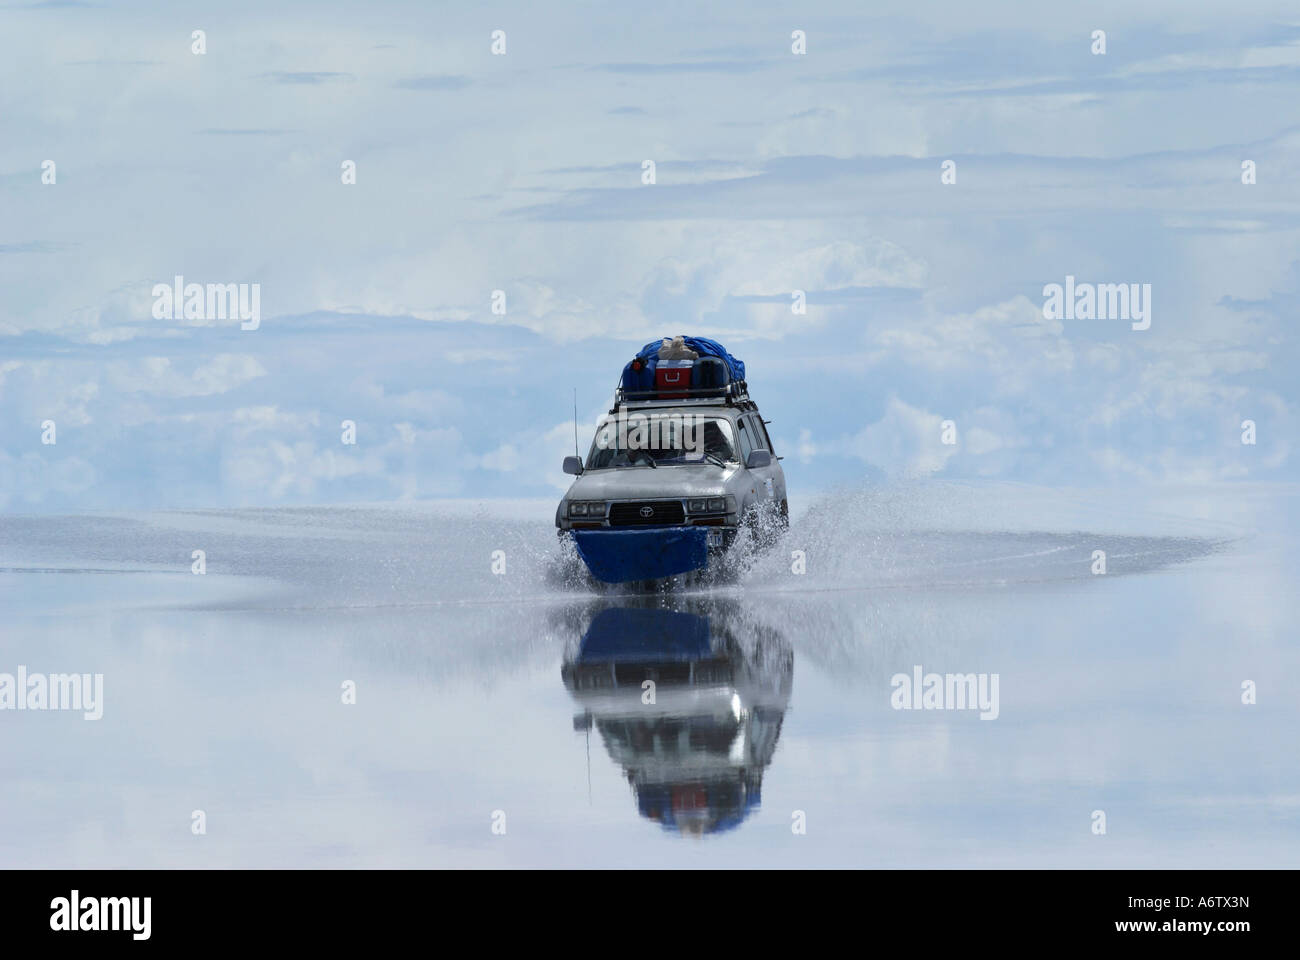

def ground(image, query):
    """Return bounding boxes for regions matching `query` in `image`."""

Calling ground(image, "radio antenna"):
[573,388,580,459]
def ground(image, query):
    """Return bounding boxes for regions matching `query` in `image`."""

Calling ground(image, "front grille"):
[614,662,692,685]
[608,500,685,526]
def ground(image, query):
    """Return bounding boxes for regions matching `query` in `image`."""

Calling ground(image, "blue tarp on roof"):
[635,336,746,382]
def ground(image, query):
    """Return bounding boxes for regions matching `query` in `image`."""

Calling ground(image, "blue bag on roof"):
[635,336,745,383]
[620,353,657,394]
[693,355,729,391]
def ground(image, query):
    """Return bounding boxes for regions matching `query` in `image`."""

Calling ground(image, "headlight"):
[569,501,587,516]
[570,501,604,518]
[687,497,728,515]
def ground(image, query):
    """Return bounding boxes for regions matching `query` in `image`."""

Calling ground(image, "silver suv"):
[556,381,788,583]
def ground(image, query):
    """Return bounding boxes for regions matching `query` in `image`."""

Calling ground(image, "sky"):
[1,0,1297,510]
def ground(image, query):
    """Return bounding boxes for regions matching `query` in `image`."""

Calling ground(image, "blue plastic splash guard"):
[571,527,710,583]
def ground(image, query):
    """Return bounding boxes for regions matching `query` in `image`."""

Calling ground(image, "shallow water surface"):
[1,484,1296,867]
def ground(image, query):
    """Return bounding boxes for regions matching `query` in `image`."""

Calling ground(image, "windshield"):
[586,415,737,469]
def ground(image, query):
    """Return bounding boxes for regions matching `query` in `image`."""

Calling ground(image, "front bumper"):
[569,526,733,583]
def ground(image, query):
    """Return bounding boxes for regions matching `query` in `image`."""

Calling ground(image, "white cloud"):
[230,406,322,439]
[221,439,383,500]
[731,239,928,297]
[796,427,818,464]
[872,296,1073,390]
[0,451,97,507]
[844,396,956,477]
[107,354,267,398]
[479,443,520,472]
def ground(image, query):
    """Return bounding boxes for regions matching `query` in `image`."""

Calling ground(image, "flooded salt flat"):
[1,482,1296,867]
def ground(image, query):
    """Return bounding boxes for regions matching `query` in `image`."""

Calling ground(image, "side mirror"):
[745,450,772,469]
[562,455,584,475]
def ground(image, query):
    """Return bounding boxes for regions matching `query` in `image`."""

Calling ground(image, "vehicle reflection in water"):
[561,601,792,836]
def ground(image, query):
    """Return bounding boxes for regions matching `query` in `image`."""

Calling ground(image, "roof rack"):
[611,379,752,413]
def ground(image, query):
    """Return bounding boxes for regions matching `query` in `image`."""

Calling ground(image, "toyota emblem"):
[639,506,655,518]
